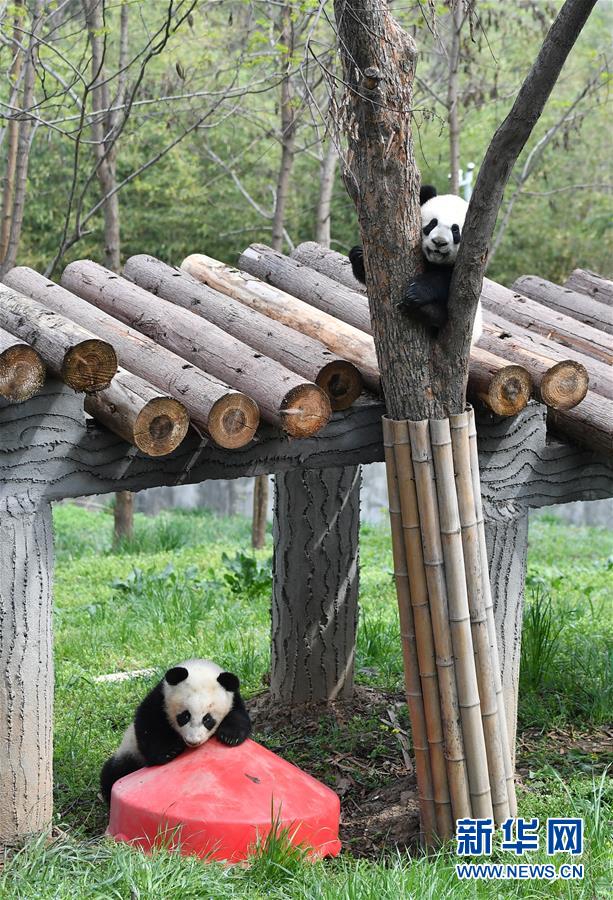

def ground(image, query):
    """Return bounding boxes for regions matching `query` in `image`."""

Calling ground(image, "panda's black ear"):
[420,184,437,204]
[165,666,189,686]
[217,672,239,693]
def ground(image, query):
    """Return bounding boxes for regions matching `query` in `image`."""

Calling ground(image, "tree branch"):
[447,0,598,383]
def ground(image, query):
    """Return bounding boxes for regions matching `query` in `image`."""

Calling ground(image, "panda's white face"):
[420,194,468,266]
[163,659,234,748]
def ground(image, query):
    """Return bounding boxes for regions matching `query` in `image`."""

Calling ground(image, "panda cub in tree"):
[349,184,482,341]
[100,659,251,804]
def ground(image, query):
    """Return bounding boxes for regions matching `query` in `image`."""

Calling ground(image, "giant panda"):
[100,659,251,804]
[349,184,482,342]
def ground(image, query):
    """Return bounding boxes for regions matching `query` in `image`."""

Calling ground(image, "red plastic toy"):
[106,738,341,862]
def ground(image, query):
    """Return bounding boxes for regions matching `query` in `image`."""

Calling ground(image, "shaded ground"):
[250,688,613,859]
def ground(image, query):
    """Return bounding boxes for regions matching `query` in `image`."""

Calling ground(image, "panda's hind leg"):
[100,752,142,804]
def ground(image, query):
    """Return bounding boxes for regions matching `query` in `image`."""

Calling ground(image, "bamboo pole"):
[382,418,437,846]
[449,411,509,825]
[467,409,517,815]
[429,418,493,820]
[0,326,46,402]
[408,420,472,823]
[84,368,189,457]
[0,283,117,392]
[391,420,453,839]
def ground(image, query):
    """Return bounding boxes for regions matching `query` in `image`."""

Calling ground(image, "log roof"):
[0,250,611,460]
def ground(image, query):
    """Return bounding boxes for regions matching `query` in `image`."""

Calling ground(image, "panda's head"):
[419,185,468,267]
[163,658,237,748]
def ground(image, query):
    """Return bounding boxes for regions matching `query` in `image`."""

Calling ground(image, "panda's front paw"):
[400,277,448,327]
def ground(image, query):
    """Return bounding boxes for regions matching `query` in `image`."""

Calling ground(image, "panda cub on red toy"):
[349,184,482,342]
[100,659,251,803]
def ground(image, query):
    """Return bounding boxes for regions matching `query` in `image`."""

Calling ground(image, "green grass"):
[1,504,612,898]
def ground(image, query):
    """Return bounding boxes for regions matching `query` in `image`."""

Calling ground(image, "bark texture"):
[0,498,54,844]
[512,275,612,335]
[271,466,360,703]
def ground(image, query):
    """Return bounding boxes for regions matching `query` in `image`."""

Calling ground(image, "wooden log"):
[564,269,613,306]
[292,242,610,406]
[124,255,362,412]
[512,275,613,335]
[238,246,534,416]
[239,244,373,334]
[292,241,366,293]
[182,253,380,392]
[482,316,612,401]
[0,326,46,402]
[548,390,613,458]
[478,328,588,411]
[0,283,116,392]
[61,261,331,439]
[481,278,612,366]
[468,347,532,416]
[382,418,438,844]
[85,369,189,457]
[4,267,259,449]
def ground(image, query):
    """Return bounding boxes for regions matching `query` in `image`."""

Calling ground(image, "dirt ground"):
[249,688,612,858]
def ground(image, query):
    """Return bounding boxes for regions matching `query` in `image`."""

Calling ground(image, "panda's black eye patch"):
[202,713,216,730]
[176,710,191,727]
[451,224,461,244]
[423,218,438,236]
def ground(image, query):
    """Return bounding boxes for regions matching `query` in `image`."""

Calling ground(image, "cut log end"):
[540,360,589,411]
[207,393,260,449]
[0,344,46,403]
[280,383,332,437]
[61,339,117,393]
[316,360,363,411]
[485,366,532,416]
[133,397,190,456]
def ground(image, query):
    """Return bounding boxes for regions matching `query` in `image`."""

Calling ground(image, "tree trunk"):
[0,1,24,264]
[0,0,44,277]
[114,491,134,546]
[271,3,297,253]
[447,1,463,195]
[271,466,360,704]
[251,475,268,549]
[315,142,338,246]
[0,498,54,844]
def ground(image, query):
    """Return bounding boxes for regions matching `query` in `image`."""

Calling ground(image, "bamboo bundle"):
[124,255,363,412]
[429,419,493,820]
[85,368,189,457]
[181,253,380,393]
[467,409,517,814]
[4,267,259,449]
[449,411,510,825]
[61,261,331,439]
[391,420,453,839]
[0,283,117,392]
[382,417,437,846]
[408,420,471,823]
[0,326,46,402]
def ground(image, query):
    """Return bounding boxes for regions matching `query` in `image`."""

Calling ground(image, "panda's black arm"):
[134,682,186,765]
[399,268,453,328]
[348,245,366,285]
[216,692,252,747]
